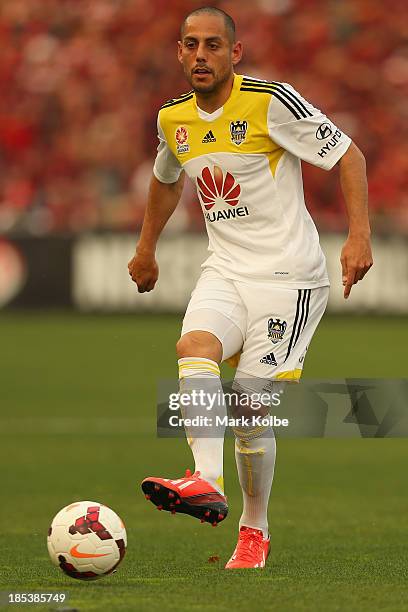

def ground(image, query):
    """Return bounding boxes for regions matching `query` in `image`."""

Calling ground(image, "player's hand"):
[340,234,373,299]
[128,251,159,293]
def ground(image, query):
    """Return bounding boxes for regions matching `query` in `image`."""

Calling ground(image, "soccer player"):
[128,7,373,568]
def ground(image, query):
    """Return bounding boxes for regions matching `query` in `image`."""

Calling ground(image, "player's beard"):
[186,64,233,95]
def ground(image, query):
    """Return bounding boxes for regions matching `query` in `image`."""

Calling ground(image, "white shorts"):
[181,268,329,381]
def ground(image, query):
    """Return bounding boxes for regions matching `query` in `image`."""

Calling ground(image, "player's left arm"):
[337,142,373,299]
[267,83,373,299]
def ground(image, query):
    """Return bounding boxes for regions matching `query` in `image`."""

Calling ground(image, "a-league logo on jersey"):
[230,120,248,146]
[175,126,190,154]
[267,318,287,344]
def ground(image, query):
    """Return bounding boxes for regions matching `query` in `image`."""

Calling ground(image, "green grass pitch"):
[0,313,407,611]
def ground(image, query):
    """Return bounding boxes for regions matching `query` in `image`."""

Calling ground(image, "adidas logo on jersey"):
[260,352,277,366]
[202,130,216,143]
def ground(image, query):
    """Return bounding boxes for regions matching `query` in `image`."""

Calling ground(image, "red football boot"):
[225,526,270,569]
[141,469,228,526]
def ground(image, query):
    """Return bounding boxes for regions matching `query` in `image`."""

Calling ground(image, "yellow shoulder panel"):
[160,90,194,110]
[158,75,284,175]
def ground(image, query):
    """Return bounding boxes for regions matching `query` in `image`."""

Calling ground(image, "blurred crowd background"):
[0,0,407,236]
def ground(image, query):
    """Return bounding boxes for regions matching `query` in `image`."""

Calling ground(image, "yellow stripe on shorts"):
[275,369,302,381]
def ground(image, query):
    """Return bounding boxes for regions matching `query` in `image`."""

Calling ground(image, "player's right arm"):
[128,174,184,292]
[128,113,184,293]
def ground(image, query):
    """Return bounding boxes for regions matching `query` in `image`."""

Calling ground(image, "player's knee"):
[176,331,222,362]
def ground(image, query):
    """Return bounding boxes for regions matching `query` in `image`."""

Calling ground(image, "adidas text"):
[260,352,277,366]
[202,130,216,143]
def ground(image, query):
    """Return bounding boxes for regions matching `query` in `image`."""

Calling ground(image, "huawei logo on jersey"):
[197,166,241,210]
[196,166,249,223]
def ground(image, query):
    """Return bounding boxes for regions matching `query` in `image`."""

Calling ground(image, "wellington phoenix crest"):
[267,318,287,344]
[230,120,248,146]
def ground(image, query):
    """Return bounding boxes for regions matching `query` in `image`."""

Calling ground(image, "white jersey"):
[153,74,351,287]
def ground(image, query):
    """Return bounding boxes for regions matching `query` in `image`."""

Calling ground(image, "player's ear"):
[231,41,243,66]
[177,41,183,63]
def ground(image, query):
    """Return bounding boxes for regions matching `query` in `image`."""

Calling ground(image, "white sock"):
[233,423,276,538]
[178,357,226,494]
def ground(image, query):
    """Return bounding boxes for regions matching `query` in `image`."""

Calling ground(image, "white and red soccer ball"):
[47,501,127,580]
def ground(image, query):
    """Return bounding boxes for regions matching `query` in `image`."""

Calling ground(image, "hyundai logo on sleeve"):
[316,122,333,140]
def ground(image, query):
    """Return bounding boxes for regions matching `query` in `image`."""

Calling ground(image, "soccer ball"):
[47,501,127,580]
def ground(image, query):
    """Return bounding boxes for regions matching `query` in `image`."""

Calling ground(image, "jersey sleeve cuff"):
[318,136,352,171]
[153,164,182,184]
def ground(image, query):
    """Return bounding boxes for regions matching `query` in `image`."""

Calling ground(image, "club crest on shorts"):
[175,126,190,154]
[230,120,248,146]
[267,318,287,344]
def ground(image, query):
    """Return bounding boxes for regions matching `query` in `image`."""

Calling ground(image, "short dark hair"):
[181,7,236,44]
